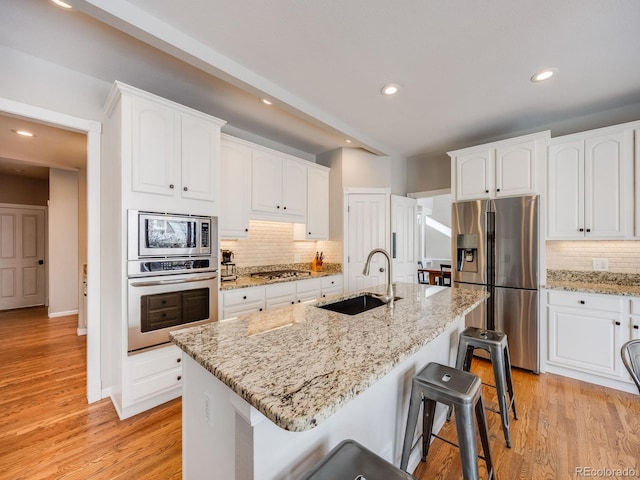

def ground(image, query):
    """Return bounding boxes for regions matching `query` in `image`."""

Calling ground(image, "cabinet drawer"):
[547,290,623,312]
[321,276,343,289]
[296,278,322,294]
[223,286,265,307]
[131,345,183,380]
[630,298,640,315]
[131,366,182,401]
[223,302,264,320]
[266,282,296,299]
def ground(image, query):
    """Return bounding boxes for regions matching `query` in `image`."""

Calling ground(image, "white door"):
[347,193,388,293]
[0,206,46,310]
[391,195,418,283]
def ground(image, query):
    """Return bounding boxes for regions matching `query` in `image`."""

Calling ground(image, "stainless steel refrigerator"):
[452,195,539,372]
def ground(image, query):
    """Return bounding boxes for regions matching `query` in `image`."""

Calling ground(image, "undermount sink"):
[317,294,401,316]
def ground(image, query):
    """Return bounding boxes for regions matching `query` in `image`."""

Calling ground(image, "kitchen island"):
[170,282,488,480]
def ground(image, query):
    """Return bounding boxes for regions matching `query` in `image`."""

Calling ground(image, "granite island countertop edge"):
[171,283,488,432]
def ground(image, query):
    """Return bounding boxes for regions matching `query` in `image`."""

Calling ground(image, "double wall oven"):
[127,210,218,354]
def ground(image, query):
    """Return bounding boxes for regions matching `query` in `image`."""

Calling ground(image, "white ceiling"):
[2,0,640,177]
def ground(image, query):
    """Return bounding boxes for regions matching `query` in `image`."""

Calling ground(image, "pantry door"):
[0,205,46,310]
[346,190,389,293]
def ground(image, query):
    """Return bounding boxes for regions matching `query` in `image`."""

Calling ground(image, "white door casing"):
[345,190,389,293]
[0,96,102,404]
[0,205,46,310]
[391,195,418,283]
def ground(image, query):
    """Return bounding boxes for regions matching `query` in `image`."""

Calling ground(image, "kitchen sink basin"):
[317,294,400,316]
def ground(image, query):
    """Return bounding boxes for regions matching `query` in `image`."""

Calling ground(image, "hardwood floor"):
[1,307,638,479]
[0,307,181,480]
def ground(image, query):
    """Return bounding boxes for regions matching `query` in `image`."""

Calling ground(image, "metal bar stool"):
[400,362,495,480]
[453,326,517,448]
[300,439,417,480]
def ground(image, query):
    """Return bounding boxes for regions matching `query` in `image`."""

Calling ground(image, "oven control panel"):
[128,258,215,277]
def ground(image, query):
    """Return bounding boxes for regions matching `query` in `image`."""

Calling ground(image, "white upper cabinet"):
[106,82,226,216]
[179,112,221,202]
[455,150,493,200]
[295,166,330,240]
[495,141,537,197]
[251,149,306,222]
[547,127,633,239]
[450,132,548,202]
[220,135,251,239]
[131,95,177,197]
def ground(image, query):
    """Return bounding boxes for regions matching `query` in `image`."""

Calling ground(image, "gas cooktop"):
[250,270,312,281]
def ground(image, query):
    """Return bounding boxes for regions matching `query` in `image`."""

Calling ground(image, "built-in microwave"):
[128,210,214,260]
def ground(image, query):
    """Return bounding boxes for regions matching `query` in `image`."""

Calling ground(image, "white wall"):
[48,168,79,316]
[317,148,343,241]
[407,154,451,193]
[0,46,109,121]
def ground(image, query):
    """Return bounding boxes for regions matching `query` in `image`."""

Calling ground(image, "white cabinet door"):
[131,95,177,196]
[548,305,622,378]
[281,159,306,219]
[584,132,628,238]
[628,299,640,341]
[548,131,632,240]
[455,150,492,201]
[305,167,329,240]
[180,112,219,203]
[547,140,584,239]
[220,138,251,238]
[252,151,283,214]
[251,151,308,222]
[495,141,536,198]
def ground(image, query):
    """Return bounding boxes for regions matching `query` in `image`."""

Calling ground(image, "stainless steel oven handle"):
[130,274,218,287]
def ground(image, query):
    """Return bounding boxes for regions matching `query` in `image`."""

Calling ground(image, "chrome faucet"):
[362,248,394,307]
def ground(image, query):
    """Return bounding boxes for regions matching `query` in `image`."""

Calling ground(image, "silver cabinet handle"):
[130,274,217,287]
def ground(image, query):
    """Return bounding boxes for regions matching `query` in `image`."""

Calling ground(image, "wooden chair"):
[417,261,429,284]
[439,264,452,287]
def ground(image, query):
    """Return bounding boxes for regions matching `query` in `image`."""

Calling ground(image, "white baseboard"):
[48,309,79,318]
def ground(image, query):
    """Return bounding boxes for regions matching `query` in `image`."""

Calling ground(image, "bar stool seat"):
[400,362,494,480]
[300,439,417,480]
[454,326,518,448]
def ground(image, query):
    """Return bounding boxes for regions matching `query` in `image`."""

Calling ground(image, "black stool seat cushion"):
[300,439,417,480]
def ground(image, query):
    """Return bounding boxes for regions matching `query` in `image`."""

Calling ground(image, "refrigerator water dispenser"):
[456,233,478,273]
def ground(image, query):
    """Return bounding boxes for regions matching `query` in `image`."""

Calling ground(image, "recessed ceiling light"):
[51,0,73,9]
[531,68,557,82]
[380,84,400,96]
[345,139,352,143]
[260,98,273,105]
[12,129,35,137]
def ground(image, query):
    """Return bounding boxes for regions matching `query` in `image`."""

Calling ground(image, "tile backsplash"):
[221,220,342,268]
[546,240,640,273]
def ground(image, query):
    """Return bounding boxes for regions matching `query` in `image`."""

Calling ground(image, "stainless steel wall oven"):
[127,210,218,354]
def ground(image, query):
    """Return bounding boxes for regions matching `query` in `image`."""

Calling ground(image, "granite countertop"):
[544,270,640,297]
[220,270,338,291]
[170,282,488,432]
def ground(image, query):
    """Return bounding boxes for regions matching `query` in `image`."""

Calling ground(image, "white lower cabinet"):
[222,276,343,320]
[320,275,344,299]
[222,285,266,320]
[265,282,297,309]
[545,290,638,392]
[295,278,322,303]
[118,344,183,419]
